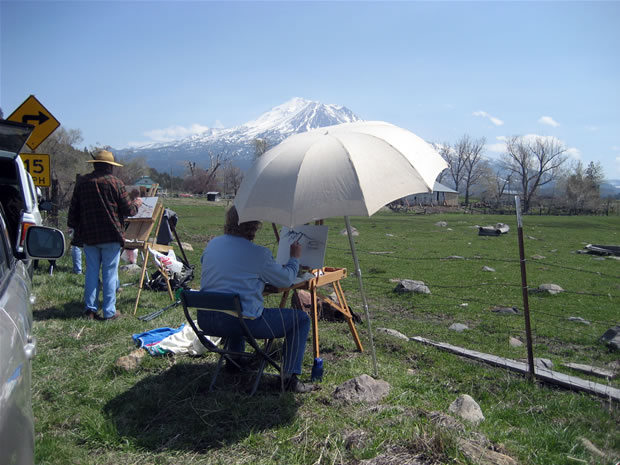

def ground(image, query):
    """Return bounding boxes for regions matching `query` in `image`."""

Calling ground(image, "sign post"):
[7,95,60,150]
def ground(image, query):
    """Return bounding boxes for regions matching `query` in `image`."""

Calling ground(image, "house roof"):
[134,176,155,186]
[432,181,458,193]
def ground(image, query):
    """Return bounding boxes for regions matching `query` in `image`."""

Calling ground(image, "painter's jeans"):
[84,242,121,318]
[198,307,310,375]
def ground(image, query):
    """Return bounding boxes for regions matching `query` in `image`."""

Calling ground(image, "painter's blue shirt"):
[200,234,299,318]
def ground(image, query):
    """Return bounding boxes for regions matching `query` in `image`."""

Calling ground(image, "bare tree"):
[183,152,225,193]
[221,162,243,196]
[432,142,448,184]
[481,169,513,207]
[502,135,568,213]
[185,161,197,176]
[114,156,150,185]
[439,142,466,193]
[36,127,89,207]
[455,135,487,206]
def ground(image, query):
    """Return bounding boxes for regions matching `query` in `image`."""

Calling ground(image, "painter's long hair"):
[224,206,262,241]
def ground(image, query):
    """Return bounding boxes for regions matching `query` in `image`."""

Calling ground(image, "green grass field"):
[32,199,619,464]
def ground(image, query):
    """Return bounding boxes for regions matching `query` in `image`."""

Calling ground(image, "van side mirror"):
[24,226,65,259]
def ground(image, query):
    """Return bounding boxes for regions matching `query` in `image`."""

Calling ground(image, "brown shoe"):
[284,374,317,393]
[104,313,122,321]
[83,310,101,320]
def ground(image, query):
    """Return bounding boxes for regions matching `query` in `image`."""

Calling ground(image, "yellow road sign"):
[8,95,60,150]
[20,153,51,187]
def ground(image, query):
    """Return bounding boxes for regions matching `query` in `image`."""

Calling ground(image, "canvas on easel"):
[276,225,328,270]
[123,197,175,315]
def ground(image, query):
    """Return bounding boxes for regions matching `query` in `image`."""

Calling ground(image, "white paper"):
[276,225,328,270]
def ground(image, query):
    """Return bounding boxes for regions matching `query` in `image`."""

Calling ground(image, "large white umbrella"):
[236,121,448,227]
[235,121,449,375]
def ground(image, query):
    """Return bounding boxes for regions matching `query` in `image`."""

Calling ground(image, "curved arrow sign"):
[8,95,60,150]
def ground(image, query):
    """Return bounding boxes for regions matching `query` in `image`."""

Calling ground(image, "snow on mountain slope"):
[117,98,361,173]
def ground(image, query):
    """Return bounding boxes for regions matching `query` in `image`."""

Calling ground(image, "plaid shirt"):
[68,170,139,246]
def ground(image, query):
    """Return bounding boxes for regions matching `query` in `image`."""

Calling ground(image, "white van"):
[0,120,43,257]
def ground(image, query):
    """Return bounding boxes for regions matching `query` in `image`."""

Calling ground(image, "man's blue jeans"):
[198,307,310,375]
[84,242,121,318]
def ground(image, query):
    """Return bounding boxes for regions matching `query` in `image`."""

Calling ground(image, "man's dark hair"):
[224,206,261,241]
[93,162,114,173]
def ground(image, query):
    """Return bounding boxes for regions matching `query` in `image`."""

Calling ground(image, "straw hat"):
[87,149,123,167]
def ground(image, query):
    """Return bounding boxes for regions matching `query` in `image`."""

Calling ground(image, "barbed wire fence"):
[316,241,619,401]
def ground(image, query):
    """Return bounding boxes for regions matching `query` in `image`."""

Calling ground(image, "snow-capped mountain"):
[116,98,360,173]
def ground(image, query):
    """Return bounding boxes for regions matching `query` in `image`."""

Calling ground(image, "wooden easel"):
[269,221,363,358]
[123,198,175,315]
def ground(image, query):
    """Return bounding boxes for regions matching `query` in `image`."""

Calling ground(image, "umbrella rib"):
[329,135,372,216]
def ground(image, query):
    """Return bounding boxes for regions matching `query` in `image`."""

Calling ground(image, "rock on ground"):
[333,374,390,404]
[457,438,518,465]
[120,263,142,274]
[530,283,564,295]
[448,394,485,424]
[115,349,146,371]
[340,227,359,236]
[393,279,430,295]
[449,323,469,332]
[600,325,620,351]
[492,306,520,315]
[509,337,523,347]
[376,327,409,340]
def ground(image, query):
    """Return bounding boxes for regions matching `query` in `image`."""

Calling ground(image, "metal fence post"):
[515,196,535,381]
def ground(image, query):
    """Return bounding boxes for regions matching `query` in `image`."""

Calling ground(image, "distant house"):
[206,191,221,201]
[403,181,459,206]
[129,176,158,196]
[135,176,155,188]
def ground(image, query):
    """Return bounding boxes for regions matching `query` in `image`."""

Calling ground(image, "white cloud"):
[213,120,225,129]
[616,156,620,176]
[538,116,560,127]
[486,134,580,159]
[586,125,599,132]
[472,110,504,126]
[144,123,210,143]
[612,146,620,151]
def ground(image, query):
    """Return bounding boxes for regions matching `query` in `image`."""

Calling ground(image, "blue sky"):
[2,1,619,178]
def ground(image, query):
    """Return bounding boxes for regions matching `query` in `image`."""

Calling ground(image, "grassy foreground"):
[32,199,619,464]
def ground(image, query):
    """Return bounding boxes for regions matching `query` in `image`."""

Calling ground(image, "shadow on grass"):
[34,300,85,321]
[103,363,298,452]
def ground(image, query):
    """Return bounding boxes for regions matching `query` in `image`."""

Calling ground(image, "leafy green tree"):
[565,161,604,213]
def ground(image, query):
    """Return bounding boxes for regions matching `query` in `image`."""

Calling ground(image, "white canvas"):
[129,196,158,219]
[276,225,329,270]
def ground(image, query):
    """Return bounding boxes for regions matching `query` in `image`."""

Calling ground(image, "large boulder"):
[448,394,485,424]
[333,374,390,404]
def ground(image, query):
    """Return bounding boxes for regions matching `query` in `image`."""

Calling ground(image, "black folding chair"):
[180,289,282,396]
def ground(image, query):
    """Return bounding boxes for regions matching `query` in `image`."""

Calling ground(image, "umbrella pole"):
[344,216,378,377]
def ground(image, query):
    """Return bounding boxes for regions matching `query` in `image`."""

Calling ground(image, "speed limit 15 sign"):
[20,153,50,187]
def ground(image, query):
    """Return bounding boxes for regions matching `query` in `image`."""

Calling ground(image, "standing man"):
[68,149,142,320]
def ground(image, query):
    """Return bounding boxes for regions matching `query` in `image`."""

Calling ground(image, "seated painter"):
[200,206,315,393]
